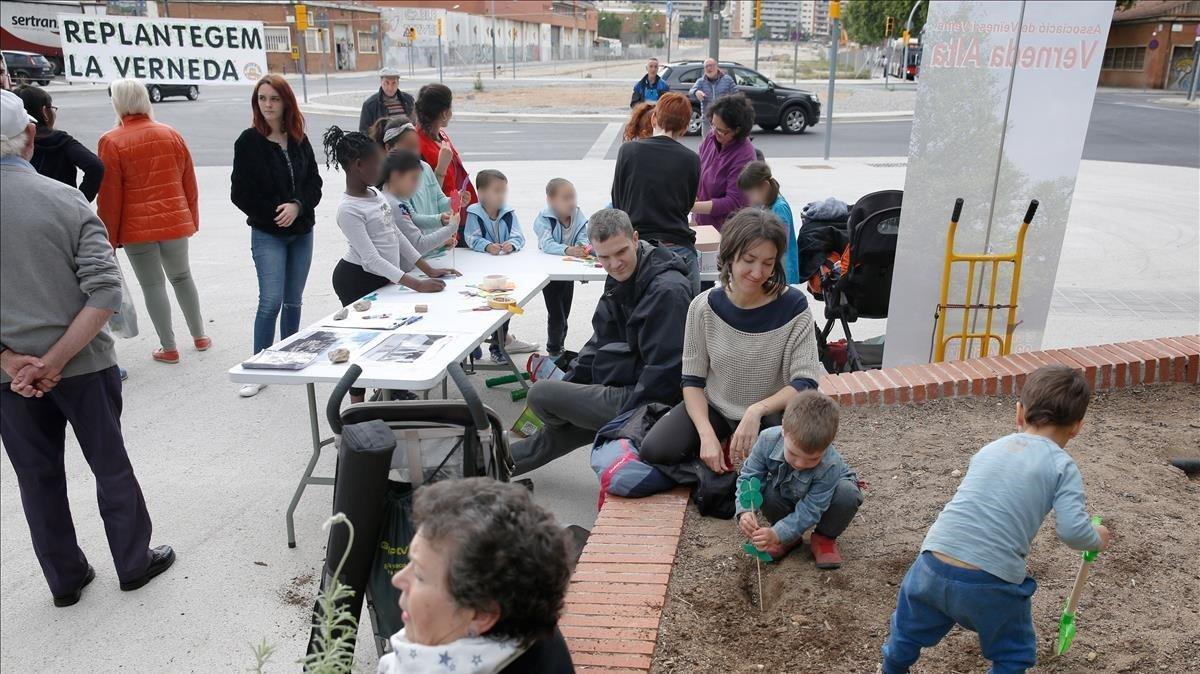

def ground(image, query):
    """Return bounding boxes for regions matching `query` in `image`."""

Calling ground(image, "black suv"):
[3,50,55,86]
[661,61,820,135]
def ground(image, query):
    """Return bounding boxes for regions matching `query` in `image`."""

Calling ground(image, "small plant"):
[300,513,359,673]
[247,638,276,673]
[739,477,770,611]
[473,72,484,91]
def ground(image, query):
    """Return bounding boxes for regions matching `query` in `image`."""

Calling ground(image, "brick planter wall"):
[562,336,1199,672]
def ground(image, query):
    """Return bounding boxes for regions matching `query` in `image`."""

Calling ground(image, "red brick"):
[569,581,667,595]
[1119,341,1160,383]
[1094,344,1140,387]
[570,652,652,669]
[575,668,649,674]
[589,523,683,536]
[567,638,656,655]
[1005,352,1044,392]
[1159,337,1200,383]
[923,362,960,399]
[586,534,680,547]
[980,356,1021,394]
[837,371,872,406]
[1060,347,1112,390]
[578,552,677,565]
[957,359,992,396]
[971,358,1005,395]
[571,570,671,585]
[560,613,661,629]
[894,364,937,402]
[943,361,977,396]
[819,373,853,406]
[564,601,664,617]
[582,543,677,555]
[860,369,898,404]
[562,625,658,643]
[565,591,666,608]
[878,368,913,403]
[1138,339,1189,382]
[573,562,674,576]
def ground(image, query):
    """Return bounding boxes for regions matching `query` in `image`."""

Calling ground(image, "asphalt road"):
[48,86,1200,168]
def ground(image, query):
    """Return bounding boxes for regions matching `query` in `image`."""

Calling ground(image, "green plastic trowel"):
[1055,516,1103,656]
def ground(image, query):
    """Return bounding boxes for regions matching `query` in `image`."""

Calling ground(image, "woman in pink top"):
[692,94,757,231]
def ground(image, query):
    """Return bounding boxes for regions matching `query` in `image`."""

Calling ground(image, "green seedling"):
[1055,516,1103,657]
[738,477,769,611]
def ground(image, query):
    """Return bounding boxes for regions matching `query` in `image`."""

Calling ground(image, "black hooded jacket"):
[567,240,693,413]
[230,128,324,236]
[31,128,105,202]
[358,87,415,133]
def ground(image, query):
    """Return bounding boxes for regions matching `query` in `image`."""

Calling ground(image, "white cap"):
[0,89,35,142]
[380,66,401,78]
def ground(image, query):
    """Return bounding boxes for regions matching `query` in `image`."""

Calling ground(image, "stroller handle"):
[951,198,964,222]
[446,362,488,432]
[326,364,363,434]
[1024,200,1040,224]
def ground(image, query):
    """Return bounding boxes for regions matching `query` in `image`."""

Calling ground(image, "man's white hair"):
[110,78,153,119]
[0,127,30,158]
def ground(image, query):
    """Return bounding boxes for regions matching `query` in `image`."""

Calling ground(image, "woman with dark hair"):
[639,208,823,474]
[231,74,324,397]
[691,93,757,232]
[378,478,574,673]
[415,83,477,237]
[16,85,104,201]
[370,115,468,250]
[610,91,702,295]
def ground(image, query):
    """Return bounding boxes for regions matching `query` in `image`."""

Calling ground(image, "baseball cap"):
[0,89,36,142]
[380,66,401,78]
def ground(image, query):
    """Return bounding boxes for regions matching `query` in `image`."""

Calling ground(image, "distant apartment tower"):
[731,1,825,39]
[799,0,830,38]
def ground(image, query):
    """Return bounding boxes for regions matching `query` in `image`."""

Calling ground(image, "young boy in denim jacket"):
[880,365,1112,674]
[532,178,589,358]
[463,169,535,361]
[737,391,863,568]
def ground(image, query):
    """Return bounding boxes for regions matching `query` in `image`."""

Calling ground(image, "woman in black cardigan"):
[16,85,105,202]
[231,74,323,397]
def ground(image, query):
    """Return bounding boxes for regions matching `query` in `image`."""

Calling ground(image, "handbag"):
[107,265,139,338]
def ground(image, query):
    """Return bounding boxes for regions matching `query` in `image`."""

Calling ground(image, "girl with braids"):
[415,84,476,240]
[738,160,798,284]
[322,125,456,402]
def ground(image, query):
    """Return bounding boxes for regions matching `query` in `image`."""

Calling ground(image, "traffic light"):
[885,16,894,37]
[754,0,763,28]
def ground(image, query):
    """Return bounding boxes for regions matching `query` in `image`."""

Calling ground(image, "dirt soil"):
[654,385,1200,673]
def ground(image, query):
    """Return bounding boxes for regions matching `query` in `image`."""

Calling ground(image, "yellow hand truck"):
[932,198,1038,362]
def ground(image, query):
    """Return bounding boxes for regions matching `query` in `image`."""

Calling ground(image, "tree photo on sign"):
[844,0,927,44]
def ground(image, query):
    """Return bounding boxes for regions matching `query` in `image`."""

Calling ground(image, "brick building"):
[155,0,384,75]
[1098,0,1200,89]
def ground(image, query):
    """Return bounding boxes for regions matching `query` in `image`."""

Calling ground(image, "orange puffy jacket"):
[97,114,199,246]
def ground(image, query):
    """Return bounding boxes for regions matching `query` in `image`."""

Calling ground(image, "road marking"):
[460,152,514,157]
[584,122,623,160]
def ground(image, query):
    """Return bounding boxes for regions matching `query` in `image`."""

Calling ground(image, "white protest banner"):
[58,14,267,85]
[883,0,1113,368]
[383,7,446,48]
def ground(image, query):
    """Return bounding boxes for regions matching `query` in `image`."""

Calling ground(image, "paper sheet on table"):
[319,304,419,330]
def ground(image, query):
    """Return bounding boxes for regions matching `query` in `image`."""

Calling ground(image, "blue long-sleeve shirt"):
[770,195,800,285]
[532,205,589,256]
[922,432,1102,584]
[735,427,857,546]
[463,202,524,253]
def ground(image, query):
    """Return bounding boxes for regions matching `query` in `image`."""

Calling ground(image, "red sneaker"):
[194,336,212,351]
[810,532,843,569]
[152,349,180,364]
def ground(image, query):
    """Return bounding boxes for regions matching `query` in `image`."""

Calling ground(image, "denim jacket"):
[735,426,857,545]
[464,202,525,252]
[533,205,589,256]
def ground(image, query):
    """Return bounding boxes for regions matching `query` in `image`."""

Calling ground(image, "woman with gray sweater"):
[640,208,823,474]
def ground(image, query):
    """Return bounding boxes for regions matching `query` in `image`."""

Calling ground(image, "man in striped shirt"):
[359,66,415,133]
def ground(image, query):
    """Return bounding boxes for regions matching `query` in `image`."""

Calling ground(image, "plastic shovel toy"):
[739,477,770,611]
[1055,516,1103,656]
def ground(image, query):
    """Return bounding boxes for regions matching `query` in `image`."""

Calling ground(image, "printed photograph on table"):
[361,333,453,364]
[278,329,380,357]
[240,350,319,370]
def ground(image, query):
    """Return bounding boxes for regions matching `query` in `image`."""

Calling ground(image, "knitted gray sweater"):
[681,286,823,420]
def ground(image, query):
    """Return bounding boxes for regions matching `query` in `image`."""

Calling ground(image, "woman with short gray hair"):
[378,478,575,673]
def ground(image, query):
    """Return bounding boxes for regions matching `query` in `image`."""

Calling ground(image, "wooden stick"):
[1063,560,1093,615]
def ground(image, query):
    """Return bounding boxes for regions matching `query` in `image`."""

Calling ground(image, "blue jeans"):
[881,552,1038,674]
[251,229,313,354]
[661,243,701,297]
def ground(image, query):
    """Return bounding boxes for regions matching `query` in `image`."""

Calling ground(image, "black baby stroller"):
[812,189,903,372]
[308,362,513,660]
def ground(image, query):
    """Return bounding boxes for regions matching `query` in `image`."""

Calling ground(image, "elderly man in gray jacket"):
[689,58,738,137]
[0,89,174,607]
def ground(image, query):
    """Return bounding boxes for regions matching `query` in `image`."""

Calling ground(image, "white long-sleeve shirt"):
[335,187,422,283]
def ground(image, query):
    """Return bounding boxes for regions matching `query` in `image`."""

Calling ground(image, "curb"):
[300,102,914,124]
[563,334,1200,671]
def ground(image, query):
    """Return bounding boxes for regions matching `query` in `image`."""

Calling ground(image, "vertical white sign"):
[883,0,1113,367]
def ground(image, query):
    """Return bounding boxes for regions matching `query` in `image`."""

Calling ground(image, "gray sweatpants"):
[510,380,632,476]
[124,238,205,351]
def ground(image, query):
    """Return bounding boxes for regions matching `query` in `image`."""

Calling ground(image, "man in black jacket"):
[358,67,415,133]
[510,209,694,476]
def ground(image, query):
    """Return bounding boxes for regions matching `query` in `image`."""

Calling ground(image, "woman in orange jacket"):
[98,79,209,364]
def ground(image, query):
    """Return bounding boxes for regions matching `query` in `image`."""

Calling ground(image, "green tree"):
[844,0,927,45]
[598,11,622,40]
[679,15,704,39]
[633,4,658,45]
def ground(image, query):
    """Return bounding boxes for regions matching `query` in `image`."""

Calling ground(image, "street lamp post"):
[823,1,840,160]
[491,0,497,79]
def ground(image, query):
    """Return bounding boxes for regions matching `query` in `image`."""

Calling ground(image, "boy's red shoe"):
[810,532,843,569]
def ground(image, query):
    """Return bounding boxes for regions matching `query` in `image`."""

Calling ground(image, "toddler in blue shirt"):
[881,365,1111,674]
[737,391,862,568]
[532,178,589,357]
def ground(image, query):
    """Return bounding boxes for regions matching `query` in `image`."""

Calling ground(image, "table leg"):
[494,338,529,390]
[286,383,335,548]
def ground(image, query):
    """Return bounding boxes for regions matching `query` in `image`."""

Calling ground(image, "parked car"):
[107,83,201,103]
[2,50,55,86]
[661,60,821,135]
